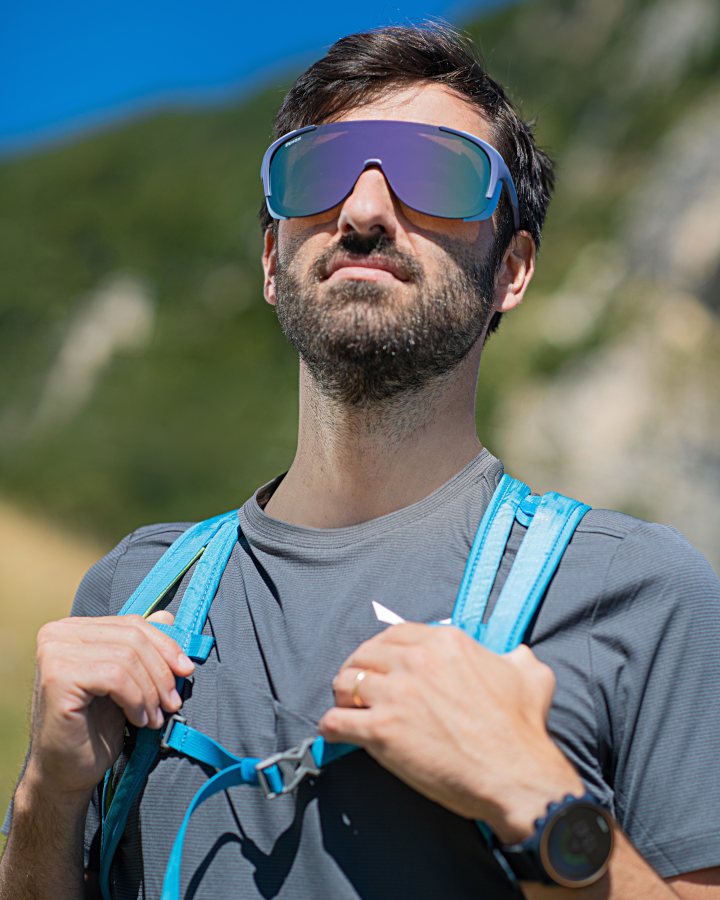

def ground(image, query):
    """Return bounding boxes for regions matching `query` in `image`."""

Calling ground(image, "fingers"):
[319,706,376,746]
[333,666,384,709]
[341,642,409,676]
[68,615,194,676]
[339,622,448,673]
[37,614,196,729]
[505,645,556,717]
[54,644,166,728]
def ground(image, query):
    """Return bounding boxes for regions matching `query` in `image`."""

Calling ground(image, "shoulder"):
[573,507,719,611]
[71,520,196,618]
[520,501,719,652]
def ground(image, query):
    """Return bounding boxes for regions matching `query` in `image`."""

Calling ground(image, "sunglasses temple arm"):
[500,167,520,231]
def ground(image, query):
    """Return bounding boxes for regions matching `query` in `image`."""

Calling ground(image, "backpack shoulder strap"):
[481,489,590,653]
[452,474,590,653]
[451,475,590,856]
[452,474,531,638]
[118,509,238,618]
[99,510,239,900]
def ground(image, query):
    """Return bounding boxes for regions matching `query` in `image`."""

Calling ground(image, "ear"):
[492,231,535,314]
[262,226,278,306]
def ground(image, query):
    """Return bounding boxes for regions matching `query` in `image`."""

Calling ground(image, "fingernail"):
[154,709,165,729]
[139,710,149,727]
[177,652,193,669]
[169,689,182,708]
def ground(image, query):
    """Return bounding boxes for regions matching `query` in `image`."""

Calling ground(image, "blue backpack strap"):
[450,476,590,651]
[118,510,238,619]
[452,474,531,640]
[99,513,239,900]
[160,761,262,900]
[161,717,354,787]
[450,478,590,861]
[479,489,590,653]
[158,727,357,900]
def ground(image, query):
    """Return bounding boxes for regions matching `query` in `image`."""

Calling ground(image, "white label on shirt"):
[372,600,451,626]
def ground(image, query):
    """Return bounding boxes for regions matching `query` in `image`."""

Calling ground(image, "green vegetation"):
[0,0,718,546]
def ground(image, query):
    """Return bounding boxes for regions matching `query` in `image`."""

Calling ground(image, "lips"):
[324,254,410,282]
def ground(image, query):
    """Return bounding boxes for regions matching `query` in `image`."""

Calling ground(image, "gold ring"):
[352,669,368,708]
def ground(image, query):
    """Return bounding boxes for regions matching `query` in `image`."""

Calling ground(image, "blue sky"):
[1,0,502,156]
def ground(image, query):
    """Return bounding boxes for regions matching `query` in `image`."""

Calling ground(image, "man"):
[2,22,719,899]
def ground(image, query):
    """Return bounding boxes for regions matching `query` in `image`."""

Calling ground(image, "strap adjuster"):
[255,737,320,799]
[159,713,187,751]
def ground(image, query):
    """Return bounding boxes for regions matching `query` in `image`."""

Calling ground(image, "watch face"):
[540,804,613,887]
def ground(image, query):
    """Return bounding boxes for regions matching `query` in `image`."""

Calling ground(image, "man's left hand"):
[319,623,584,843]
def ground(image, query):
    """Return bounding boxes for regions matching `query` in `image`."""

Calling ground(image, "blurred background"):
[1,0,719,826]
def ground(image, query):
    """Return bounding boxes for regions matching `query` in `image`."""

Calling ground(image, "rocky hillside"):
[0,0,718,567]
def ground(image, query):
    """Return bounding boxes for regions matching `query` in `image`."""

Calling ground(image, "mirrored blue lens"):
[267,121,494,220]
[269,127,363,218]
[390,128,492,219]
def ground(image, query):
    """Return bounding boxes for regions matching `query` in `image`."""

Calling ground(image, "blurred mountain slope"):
[0,0,718,567]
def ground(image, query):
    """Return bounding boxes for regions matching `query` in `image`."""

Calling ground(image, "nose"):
[337,162,399,240]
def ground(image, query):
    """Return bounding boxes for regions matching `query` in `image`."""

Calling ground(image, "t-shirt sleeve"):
[72,532,134,617]
[590,521,720,876]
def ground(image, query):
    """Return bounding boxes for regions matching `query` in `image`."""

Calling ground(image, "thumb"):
[146,610,175,626]
[505,644,556,719]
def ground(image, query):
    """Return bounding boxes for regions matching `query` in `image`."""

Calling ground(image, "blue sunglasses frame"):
[260,120,520,229]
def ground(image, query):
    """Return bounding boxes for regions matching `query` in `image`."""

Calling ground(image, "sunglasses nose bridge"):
[337,156,402,236]
[342,156,395,199]
[351,157,397,197]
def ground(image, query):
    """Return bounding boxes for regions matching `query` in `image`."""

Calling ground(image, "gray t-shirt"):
[10,451,720,897]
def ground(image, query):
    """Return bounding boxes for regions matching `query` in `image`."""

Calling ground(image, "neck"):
[264,345,484,528]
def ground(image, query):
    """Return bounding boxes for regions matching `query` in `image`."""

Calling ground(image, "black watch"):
[494,792,614,888]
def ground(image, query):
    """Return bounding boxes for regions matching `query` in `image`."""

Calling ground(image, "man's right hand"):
[26,610,195,800]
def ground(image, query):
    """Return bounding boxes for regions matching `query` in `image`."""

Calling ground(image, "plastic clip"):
[256,737,320,799]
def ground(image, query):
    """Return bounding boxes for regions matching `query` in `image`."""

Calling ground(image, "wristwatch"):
[494,792,614,888]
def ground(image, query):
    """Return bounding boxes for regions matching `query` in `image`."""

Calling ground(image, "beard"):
[274,229,499,406]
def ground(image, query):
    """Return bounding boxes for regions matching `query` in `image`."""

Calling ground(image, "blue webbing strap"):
[117,510,238,618]
[150,624,215,662]
[452,475,531,640]
[100,515,239,900]
[171,519,239,636]
[468,484,590,867]
[480,491,590,654]
[160,762,261,900]
[159,724,356,900]
[163,719,354,779]
[162,719,277,789]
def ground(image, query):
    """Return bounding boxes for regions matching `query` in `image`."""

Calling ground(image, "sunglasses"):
[260,119,520,228]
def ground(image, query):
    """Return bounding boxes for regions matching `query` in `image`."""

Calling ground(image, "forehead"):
[331,82,493,143]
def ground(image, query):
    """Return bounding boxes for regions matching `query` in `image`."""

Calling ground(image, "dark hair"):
[259,21,554,335]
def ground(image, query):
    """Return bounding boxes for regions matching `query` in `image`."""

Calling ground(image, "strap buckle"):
[255,737,320,799]
[159,713,187,751]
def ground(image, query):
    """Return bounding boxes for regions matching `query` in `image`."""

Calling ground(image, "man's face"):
[262,83,521,406]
